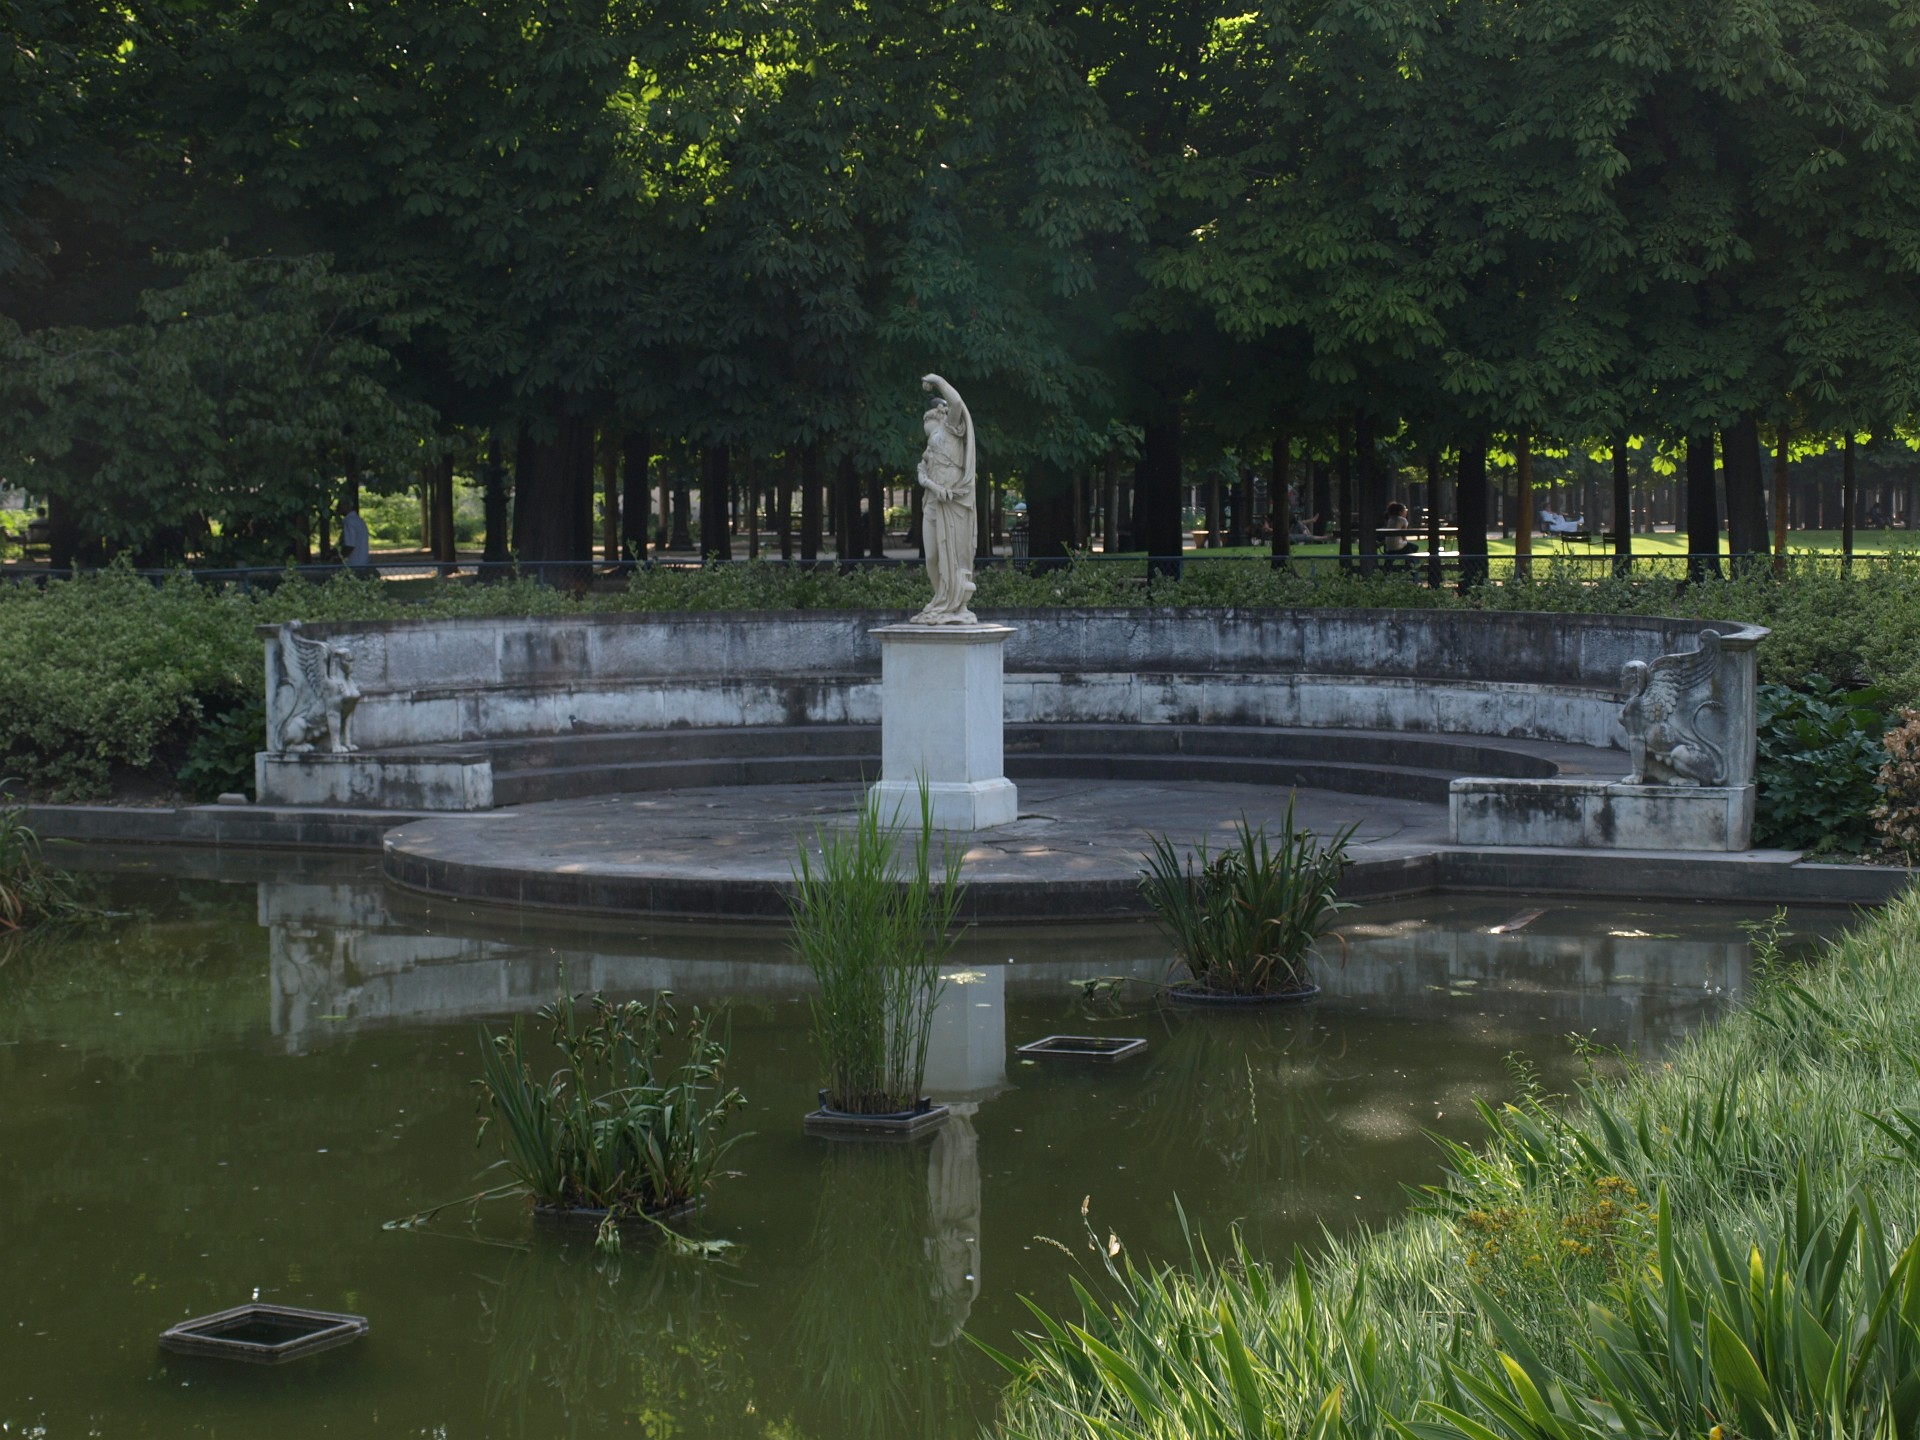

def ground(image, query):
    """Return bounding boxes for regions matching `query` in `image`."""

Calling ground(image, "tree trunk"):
[669,469,692,551]
[482,434,510,566]
[1456,436,1489,590]
[430,452,457,568]
[1270,430,1292,566]
[1772,424,1789,578]
[1139,407,1184,578]
[599,432,620,563]
[1026,462,1076,567]
[836,455,864,561]
[619,430,649,566]
[1103,451,1121,554]
[1843,431,1857,571]
[511,425,535,557]
[1721,414,1768,568]
[700,445,732,561]
[1424,450,1443,587]
[1513,433,1533,581]
[1356,412,1382,573]
[800,443,822,560]
[1612,436,1632,574]
[1335,421,1353,566]
[517,411,596,584]
[866,469,885,555]
[1685,432,1722,580]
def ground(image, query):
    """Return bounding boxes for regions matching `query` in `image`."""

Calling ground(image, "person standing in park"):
[911,373,979,625]
[338,498,372,573]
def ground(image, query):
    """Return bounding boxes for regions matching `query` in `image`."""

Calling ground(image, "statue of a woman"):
[912,373,978,625]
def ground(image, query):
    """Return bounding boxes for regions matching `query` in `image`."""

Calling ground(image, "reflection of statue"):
[269,621,360,753]
[1619,630,1729,786]
[912,373,978,626]
[925,1103,981,1345]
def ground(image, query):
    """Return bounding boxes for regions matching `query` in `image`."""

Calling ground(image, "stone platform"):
[376,777,1899,921]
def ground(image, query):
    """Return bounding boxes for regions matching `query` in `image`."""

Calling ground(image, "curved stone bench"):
[255,608,1764,848]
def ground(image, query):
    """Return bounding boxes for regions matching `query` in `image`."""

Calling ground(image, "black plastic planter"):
[1016,1034,1148,1062]
[159,1304,368,1364]
[803,1091,950,1138]
[1165,983,1321,1007]
[531,1196,699,1233]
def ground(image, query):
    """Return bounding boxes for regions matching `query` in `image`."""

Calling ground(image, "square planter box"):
[159,1304,368,1364]
[803,1092,950,1139]
[1016,1034,1148,1063]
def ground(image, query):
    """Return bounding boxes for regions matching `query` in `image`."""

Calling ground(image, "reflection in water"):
[480,1242,752,1439]
[0,856,1856,1440]
[788,1141,978,1439]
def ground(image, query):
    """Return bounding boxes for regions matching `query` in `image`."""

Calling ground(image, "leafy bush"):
[1753,677,1887,853]
[176,695,266,801]
[787,792,965,1114]
[476,989,746,1239]
[1873,708,1920,863]
[1138,803,1353,996]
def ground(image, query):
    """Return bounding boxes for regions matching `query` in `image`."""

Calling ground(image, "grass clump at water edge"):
[0,795,95,930]
[788,790,966,1114]
[987,888,1920,1439]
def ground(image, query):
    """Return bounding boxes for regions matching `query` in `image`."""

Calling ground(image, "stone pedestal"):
[1449,777,1755,852]
[868,623,1018,832]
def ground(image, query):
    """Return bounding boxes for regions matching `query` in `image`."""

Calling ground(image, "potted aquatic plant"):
[475,988,747,1246]
[1138,803,1353,1004]
[788,791,966,1133]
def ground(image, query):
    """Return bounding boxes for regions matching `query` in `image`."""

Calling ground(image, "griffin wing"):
[283,624,330,692]
[1652,629,1721,693]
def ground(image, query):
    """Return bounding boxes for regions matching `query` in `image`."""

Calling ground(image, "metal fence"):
[3,547,1917,595]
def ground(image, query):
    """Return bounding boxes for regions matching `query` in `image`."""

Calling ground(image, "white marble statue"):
[269,620,360,754]
[912,373,979,625]
[1619,629,1730,785]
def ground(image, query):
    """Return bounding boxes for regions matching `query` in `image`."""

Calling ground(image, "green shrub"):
[1138,803,1353,996]
[1753,677,1887,852]
[476,989,746,1241]
[1874,709,1920,863]
[787,792,965,1114]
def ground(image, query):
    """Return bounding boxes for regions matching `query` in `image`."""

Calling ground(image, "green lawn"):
[1175,528,1920,560]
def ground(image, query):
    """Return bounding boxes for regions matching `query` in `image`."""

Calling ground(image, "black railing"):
[3,547,1914,594]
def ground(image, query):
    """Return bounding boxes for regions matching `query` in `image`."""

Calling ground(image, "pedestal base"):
[1449,777,1754,851]
[868,622,1018,833]
[868,777,1019,832]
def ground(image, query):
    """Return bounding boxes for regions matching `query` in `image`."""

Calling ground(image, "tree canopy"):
[4,0,1918,564]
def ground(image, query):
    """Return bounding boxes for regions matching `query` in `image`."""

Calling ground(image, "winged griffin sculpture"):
[268,621,360,754]
[1618,630,1729,786]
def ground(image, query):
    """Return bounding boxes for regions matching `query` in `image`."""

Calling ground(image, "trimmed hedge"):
[4,556,1918,800]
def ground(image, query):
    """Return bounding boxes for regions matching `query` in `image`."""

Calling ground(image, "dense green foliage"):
[5,0,1920,564]
[988,891,1920,1439]
[788,792,965,1115]
[476,989,746,1243]
[1753,679,1888,853]
[10,561,1920,801]
[1139,806,1352,997]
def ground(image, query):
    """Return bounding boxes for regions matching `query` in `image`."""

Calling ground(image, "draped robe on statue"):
[912,374,978,625]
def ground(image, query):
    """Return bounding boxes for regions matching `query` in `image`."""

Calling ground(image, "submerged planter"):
[531,1196,699,1234]
[1165,982,1321,1007]
[159,1304,368,1364]
[1016,1034,1148,1063]
[803,1091,950,1138]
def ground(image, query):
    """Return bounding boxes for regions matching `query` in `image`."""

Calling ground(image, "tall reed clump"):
[476,990,746,1226]
[0,796,91,930]
[989,889,1920,1440]
[1137,803,1353,996]
[788,792,965,1114]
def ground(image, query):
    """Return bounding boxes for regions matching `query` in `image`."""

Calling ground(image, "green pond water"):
[0,850,1844,1438]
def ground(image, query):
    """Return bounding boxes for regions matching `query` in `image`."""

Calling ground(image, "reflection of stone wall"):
[262,875,1749,1065]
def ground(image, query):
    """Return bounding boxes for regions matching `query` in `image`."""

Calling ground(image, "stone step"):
[369,722,1619,810]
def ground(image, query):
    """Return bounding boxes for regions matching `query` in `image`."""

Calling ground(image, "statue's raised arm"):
[912,372,979,625]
